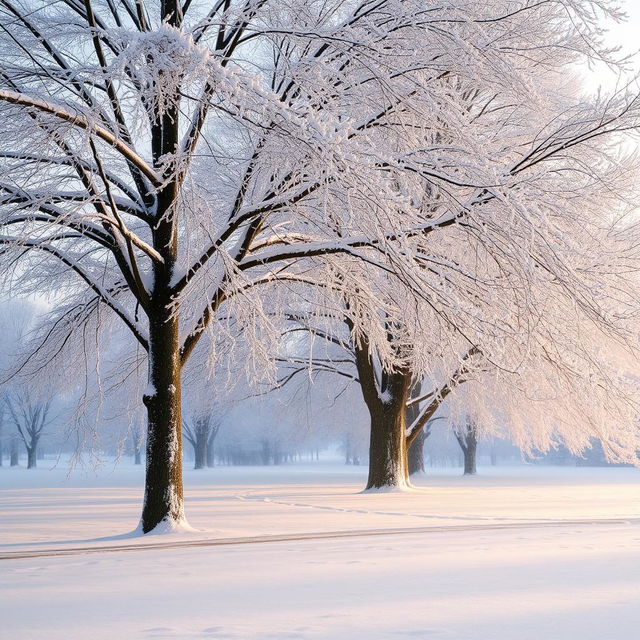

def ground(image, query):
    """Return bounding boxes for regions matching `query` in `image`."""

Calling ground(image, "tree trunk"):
[408,425,427,476]
[366,401,408,489]
[350,328,412,491]
[139,0,185,534]
[27,446,37,469]
[406,397,426,477]
[456,421,478,476]
[133,427,143,465]
[193,428,207,470]
[205,440,214,467]
[206,428,216,467]
[364,370,411,491]
[464,435,477,475]
[141,312,184,533]
[10,440,19,466]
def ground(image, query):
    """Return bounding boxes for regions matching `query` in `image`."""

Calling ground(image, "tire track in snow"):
[235,491,584,522]
[2,518,639,561]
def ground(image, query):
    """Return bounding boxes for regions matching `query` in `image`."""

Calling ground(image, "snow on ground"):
[2,462,640,639]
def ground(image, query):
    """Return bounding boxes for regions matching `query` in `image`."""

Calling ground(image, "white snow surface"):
[2,462,640,639]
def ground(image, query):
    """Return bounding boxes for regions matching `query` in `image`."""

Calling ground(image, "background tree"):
[454,419,478,476]
[9,435,19,466]
[6,391,52,469]
[0,400,4,467]
[131,423,145,466]
[184,413,221,470]
[408,417,444,477]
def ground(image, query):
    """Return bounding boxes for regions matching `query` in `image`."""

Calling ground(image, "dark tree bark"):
[356,351,411,490]
[193,435,207,469]
[141,309,184,531]
[10,439,19,466]
[134,449,142,466]
[355,338,477,490]
[347,318,412,490]
[455,420,478,475]
[26,444,37,469]
[139,11,185,531]
[408,416,440,475]
[365,369,411,489]
[184,417,207,470]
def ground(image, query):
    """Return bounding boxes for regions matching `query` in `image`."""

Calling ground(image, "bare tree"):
[454,419,478,476]
[276,307,478,489]
[184,413,220,470]
[356,342,475,490]
[6,392,52,469]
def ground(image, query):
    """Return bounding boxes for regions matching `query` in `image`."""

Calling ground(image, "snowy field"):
[2,462,640,639]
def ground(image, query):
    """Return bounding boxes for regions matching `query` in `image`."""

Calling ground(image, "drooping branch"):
[406,347,481,446]
[0,237,148,348]
[0,90,161,188]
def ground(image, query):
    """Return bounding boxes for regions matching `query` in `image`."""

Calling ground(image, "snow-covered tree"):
[277,305,479,487]
[276,71,640,489]
[3,0,640,529]
[0,0,481,530]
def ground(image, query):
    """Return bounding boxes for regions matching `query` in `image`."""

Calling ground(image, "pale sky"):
[583,0,640,91]
[608,0,640,53]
